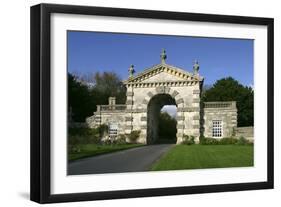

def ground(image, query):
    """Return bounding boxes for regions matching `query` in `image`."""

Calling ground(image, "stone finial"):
[128,64,135,78]
[108,97,116,105]
[193,60,200,75]
[160,49,167,64]
[108,97,116,110]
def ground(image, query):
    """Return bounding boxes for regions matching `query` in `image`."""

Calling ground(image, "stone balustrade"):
[98,104,127,111]
[204,101,236,109]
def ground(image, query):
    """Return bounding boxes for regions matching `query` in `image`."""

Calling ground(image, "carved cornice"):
[123,63,203,85]
[126,80,200,88]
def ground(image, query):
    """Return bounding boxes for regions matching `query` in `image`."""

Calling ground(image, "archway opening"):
[147,94,177,144]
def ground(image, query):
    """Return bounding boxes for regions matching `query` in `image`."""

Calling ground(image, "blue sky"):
[67,31,253,87]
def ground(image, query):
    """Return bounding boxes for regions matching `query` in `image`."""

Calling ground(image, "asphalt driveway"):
[68,144,173,175]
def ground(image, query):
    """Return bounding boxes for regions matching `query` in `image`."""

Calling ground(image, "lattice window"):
[109,123,118,138]
[212,120,223,138]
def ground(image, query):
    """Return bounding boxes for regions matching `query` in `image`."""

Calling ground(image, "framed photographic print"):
[30,3,274,203]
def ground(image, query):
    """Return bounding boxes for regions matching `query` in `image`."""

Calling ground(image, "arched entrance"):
[147,94,177,144]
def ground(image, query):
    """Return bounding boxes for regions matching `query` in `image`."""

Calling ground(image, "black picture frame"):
[30,3,274,204]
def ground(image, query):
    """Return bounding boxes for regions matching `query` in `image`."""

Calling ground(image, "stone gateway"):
[86,50,237,144]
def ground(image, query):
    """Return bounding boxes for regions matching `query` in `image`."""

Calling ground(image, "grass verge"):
[69,144,144,161]
[151,145,253,171]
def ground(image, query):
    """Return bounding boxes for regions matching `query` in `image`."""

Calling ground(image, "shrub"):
[199,135,205,143]
[236,136,249,145]
[181,134,195,145]
[231,127,236,137]
[113,134,127,145]
[68,124,108,145]
[69,127,97,138]
[127,130,141,143]
[68,134,88,145]
[88,134,101,144]
[98,124,109,135]
[200,137,219,145]
[69,127,90,136]
[102,139,112,145]
[219,137,238,145]
[68,136,82,153]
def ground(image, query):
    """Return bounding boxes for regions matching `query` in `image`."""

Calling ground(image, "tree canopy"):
[68,72,126,122]
[91,72,126,105]
[158,112,177,143]
[201,77,253,127]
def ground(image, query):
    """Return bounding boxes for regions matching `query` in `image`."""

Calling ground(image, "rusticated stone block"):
[125,117,133,121]
[125,125,132,130]
[193,89,200,94]
[140,125,147,129]
[193,98,200,103]
[176,116,185,121]
[156,86,165,94]
[140,117,147,121]
[126,91,134,96]
[165,86,171,93]
[178,107,199,112]
[177,124,185,129]
[176,98,184,105]
[147,91,154,97]
[142,99,149,105]
[135,108,147,113]
[193,115,200,120]
[171,90,179,98]
[192,124,200,129]
[126,100,133,105]
[193,132,200,137]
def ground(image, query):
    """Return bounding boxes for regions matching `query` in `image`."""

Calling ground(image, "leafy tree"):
[92,72,126,105]
[68,72,127,122]
[158,112,177,143]
[202,77,253,127]
[68,73,95,122]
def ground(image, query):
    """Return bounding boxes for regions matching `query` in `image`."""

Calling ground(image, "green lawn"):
[69,144,144,161]
[151,145,254,171]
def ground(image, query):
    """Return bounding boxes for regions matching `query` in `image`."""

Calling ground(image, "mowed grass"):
[151,145,254,171]
[69,144,144,161]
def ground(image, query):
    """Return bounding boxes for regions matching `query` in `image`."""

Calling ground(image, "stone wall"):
[235,126,254,142]
[86,106,127,135]
[86,100,239,143]
[202,102,237,138]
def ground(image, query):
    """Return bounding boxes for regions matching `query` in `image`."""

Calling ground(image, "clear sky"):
[67,31,253,86]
